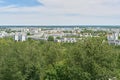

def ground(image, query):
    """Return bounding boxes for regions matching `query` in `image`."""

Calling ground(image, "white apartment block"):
[14,33,27,42]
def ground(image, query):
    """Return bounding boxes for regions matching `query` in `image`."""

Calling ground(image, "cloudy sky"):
[0,0,120,25]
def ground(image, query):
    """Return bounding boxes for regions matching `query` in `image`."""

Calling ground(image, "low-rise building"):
[55,38,77,43]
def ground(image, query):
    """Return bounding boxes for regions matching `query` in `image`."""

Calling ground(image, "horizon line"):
[0,24,120,26]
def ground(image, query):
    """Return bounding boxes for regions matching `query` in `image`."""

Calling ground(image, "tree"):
[48,36,54,41]
[0,37,120,80]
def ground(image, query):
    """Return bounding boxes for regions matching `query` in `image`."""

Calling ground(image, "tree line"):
[0,37,120,80]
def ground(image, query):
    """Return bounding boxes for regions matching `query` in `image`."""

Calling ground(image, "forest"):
[0,37,120,80]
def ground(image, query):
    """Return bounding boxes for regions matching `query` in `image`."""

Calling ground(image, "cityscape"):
[1,0,120,80]
[0,26,120,45]
[0,26,120,80]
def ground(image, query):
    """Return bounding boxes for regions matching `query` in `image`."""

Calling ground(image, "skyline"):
[0,0,120,25]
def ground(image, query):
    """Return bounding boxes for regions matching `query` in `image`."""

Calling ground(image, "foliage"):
[48,36,54,41]
[27,32,31,35]
[0,37,120,80]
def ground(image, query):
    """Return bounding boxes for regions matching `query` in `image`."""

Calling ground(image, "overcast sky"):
[0,0,120,25]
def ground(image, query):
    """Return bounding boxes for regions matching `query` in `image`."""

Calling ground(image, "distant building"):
[14,33,19,41]
[55,38,77,43]
[21,34,26,41]
[107,32,120,45]
[107,32,118,40]
[14,33,27,42]
[0,33,5,38]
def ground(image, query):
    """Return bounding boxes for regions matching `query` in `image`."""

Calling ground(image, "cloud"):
[0,0,120,25]
[36,0,120,17]
[1,0,120,15]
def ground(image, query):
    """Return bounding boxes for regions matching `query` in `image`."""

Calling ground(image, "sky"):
[0,0,120,25]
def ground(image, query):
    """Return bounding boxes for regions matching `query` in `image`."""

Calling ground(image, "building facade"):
[14,33,27,42]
